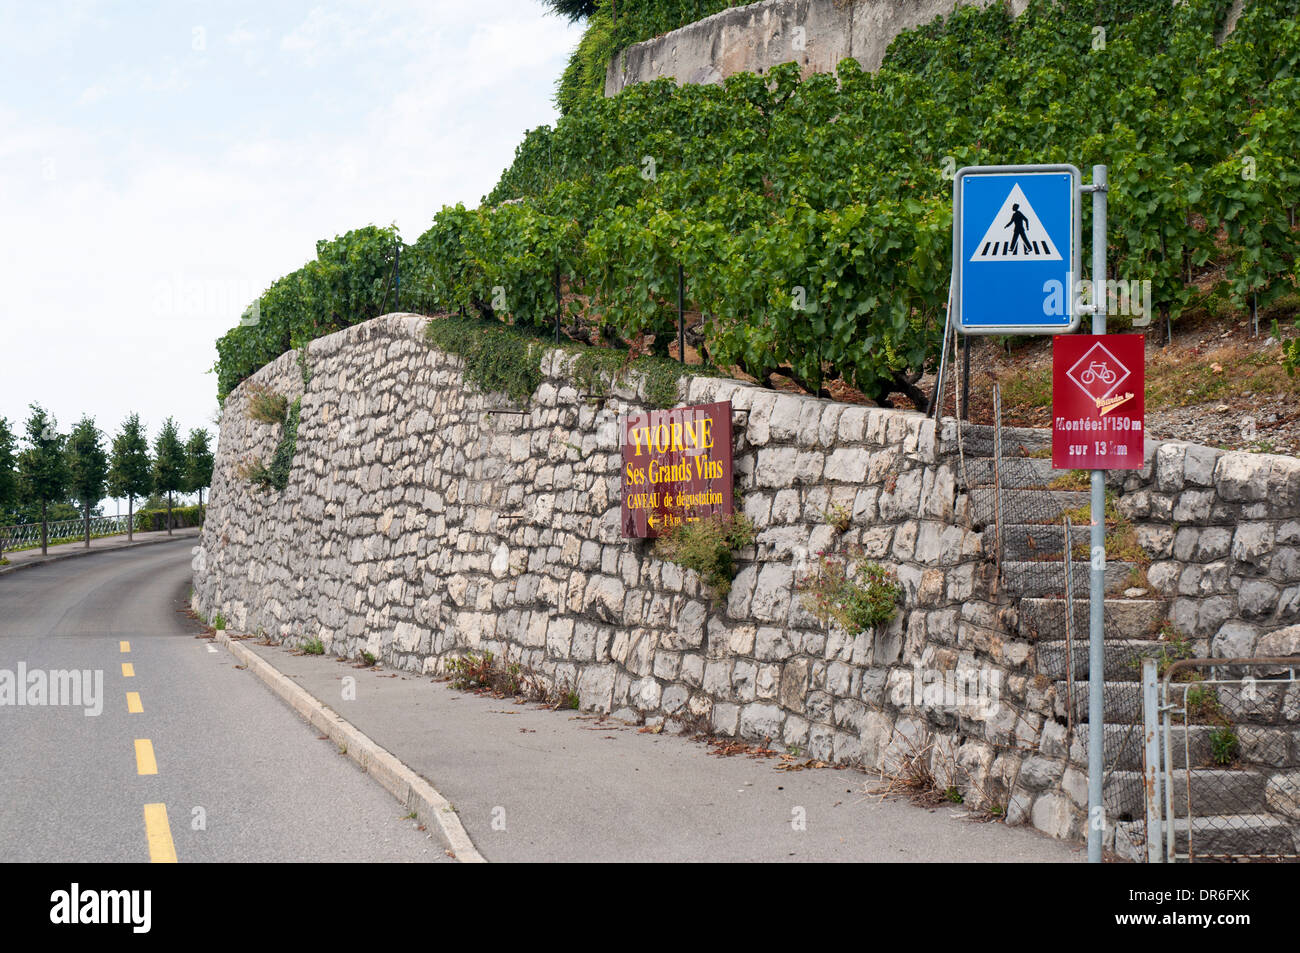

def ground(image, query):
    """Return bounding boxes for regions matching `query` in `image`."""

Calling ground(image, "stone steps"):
[968,487,1091,529]
[1061,722,1172,772]
[1055,679,1143,723]
[1169,814,1300,860]
[1037,638,1169,681]
[1059,710,1295,771]
[955,448,1298,859]
[1116,814,1300,862]
[959,456,1067,490]
[989,522,1092,561]
[1052,676,1294,730]
[956,423,1052,455]
[1019,597,1167,641]
[1088,723,1203,771]
[1105,768,1270,818]
[1004,560,1137,597]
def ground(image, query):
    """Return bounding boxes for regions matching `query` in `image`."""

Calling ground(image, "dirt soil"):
[956,310,1300,456]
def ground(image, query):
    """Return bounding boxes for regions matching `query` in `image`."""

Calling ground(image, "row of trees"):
[0,406,214,556]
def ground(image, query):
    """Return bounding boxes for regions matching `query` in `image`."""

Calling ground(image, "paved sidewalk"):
[0,526,201,575]
[236,640,1084,863]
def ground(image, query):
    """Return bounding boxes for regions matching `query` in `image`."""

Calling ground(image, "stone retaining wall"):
[196,312,1300,851]
[1118,442,1300,660]
[604,0,1247,96]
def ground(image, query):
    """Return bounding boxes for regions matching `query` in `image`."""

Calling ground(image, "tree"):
[151,417,186,535]
[66,416,109,549]
[539,0,597,22]
[108,414,152,542]
[183,428,214,508]
[17,404,69,555]
[0,417,16,558]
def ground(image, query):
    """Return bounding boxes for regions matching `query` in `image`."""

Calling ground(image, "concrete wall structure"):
[604,0,1032,95]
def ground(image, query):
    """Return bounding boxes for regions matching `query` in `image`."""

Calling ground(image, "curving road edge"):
[212,628,487,864]
[0,528,202,576]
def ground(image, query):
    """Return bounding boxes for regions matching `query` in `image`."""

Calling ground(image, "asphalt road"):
[0,540,446,863]
[0,539,1081,863]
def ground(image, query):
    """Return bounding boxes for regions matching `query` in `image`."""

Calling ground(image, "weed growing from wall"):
[240,396,302,493]
[799,547,902,633]
[297,347,313,387]
[652,513,755,602]
[245,385,288,425]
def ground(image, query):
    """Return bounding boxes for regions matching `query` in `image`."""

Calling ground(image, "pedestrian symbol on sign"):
[969,183,1062,262]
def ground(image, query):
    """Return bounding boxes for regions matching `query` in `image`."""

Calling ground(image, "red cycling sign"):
[1052,334,1144,470]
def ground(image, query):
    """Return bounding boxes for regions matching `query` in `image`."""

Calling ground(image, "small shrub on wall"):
[652,512,755,602]
[798,547,902,633]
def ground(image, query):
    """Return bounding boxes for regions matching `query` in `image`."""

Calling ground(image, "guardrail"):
[0,515,134,550]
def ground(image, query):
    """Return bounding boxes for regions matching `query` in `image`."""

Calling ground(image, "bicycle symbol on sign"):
[1079,361,1116,386]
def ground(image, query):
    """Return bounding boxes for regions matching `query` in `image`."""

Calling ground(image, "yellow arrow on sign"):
[1095,391,1134,415]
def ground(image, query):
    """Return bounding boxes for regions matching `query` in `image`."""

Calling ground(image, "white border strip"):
[953,163,1082,335]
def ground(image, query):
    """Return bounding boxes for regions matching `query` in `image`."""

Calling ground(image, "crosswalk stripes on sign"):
[968,183,1063,262]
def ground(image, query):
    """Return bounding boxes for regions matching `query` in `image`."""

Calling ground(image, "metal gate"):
[1144,656,1300,862]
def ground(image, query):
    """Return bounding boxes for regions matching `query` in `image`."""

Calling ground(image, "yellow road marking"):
[122,663,135,677]
[134,739,158,775]
[143,803,177,863]
[126,692,143,714]
[119,641,130,653]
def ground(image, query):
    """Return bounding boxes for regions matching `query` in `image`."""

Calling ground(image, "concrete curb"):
[213,630,487,864]
[0,529,202,577]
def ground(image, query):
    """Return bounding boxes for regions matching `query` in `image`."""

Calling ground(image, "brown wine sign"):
[621,401,734,538]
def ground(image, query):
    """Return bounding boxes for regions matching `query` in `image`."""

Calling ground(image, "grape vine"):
[214,0,1300,404]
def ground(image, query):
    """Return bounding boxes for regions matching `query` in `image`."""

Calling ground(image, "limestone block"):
[1213,620,1261,659]
[1232,523,1275,567]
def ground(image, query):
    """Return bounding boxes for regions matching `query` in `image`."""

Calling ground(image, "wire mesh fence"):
[935,334,1298,860]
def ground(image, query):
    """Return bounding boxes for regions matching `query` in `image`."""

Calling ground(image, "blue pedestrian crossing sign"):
[953,164,1081,334]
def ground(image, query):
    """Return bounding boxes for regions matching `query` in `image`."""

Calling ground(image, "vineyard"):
[213,0,1300,406]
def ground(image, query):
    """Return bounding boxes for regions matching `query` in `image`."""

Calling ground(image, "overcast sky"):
[0,1,582,476]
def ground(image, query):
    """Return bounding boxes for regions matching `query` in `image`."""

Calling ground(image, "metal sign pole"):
[1141,657,1163,863]
[1085,164,1108,863]
[961,335,971,420]
[951,161,1116,860]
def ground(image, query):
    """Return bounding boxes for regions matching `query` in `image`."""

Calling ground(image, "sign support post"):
[1085,164,1108,864]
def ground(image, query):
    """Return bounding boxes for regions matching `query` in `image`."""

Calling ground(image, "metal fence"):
[0,515,133,550]
[1145,657,1300,863]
